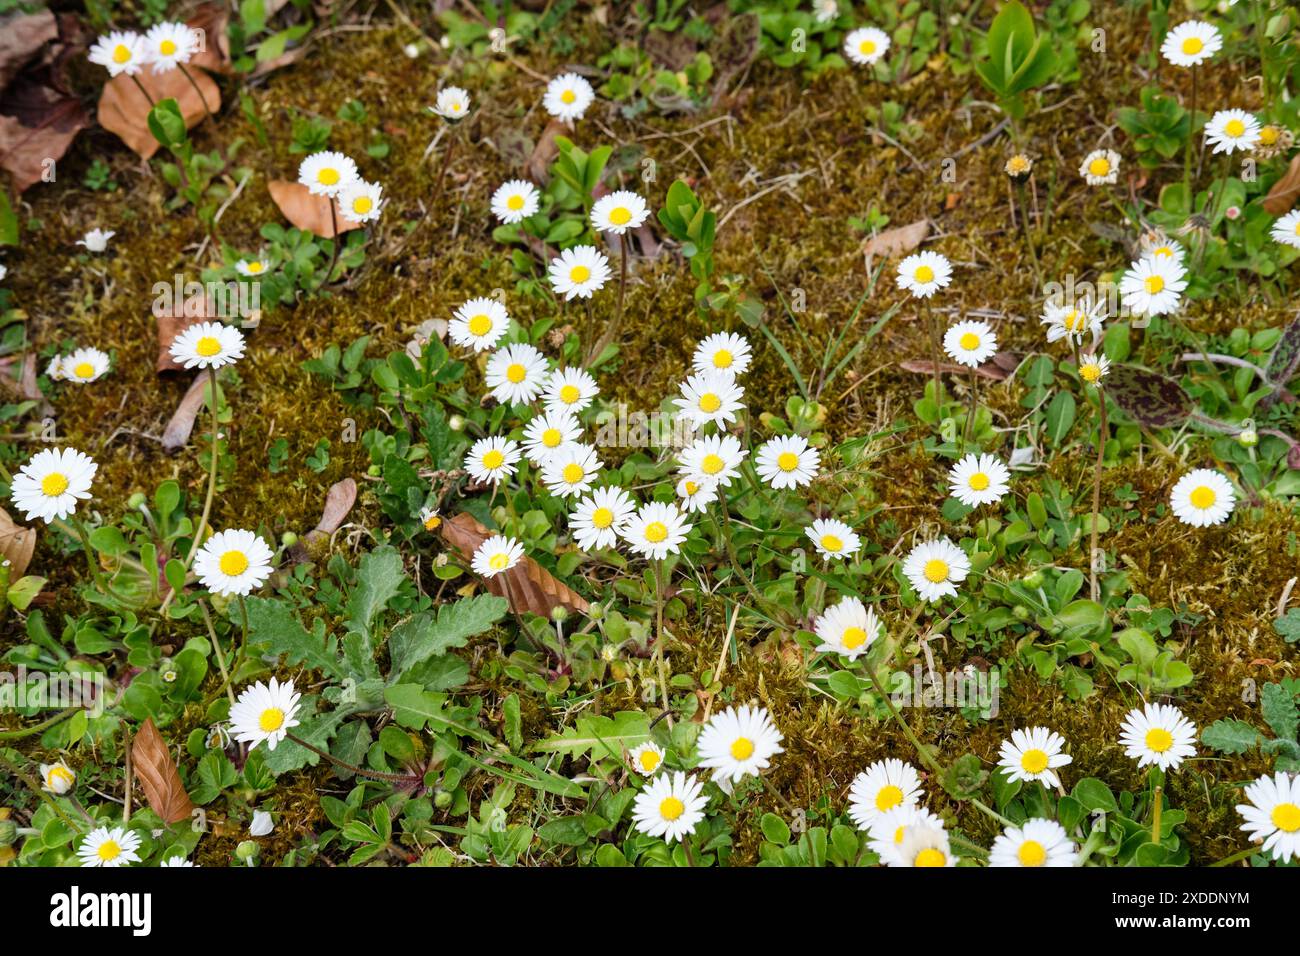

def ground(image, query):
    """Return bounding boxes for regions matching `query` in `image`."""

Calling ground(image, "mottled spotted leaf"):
[1265,314,1300,389]
[1107,365,1191,428]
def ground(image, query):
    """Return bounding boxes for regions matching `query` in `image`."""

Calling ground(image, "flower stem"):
[1088,386,1108,602]
[760,773,800,819]
[1183,63,1197,198]
[68,515,108,593]
[177,63,214,124]
[128,73,156,108]
[650,558,672,727]
[926,302,943,419]
[284,733,418,784]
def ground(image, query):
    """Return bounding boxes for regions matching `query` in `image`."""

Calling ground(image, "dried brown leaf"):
[0,505,36,578]
[97,64,221,160]
[131,717,194,824]
[440,512,589,617]
[527,118,566,183]
[268,180,363,238]
[899,354,1012,381]
[0,11,58,89]
[161,373,210,454]
[862,219,930,261]
[154,290,224,373]
[1263,154,1300,216]
[290,479,358,562]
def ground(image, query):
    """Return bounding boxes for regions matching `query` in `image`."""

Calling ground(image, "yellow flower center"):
[914,848,947,867]
[561,89,576,104]
[1017,839,1047,866]
[1260,126,1280,146]
[559,384,581,404]
[562,462,585,485]
[1144,275,1165,294]
[1080,363,1102,383]
[730,737,755,761]
[161,39,179,56]
[112,44,131,63]
[592,507,614,529]
[245,260,264,274]
[97,839,121,861]
[489,551,511,571]
[923,559,948,583]
[914,265,934,283]
[609,207,631,226]
[507,194,525,211]
[196,336,222,357]
[639,750,661,772]
[1020,748,1049,774]
[1181,37,1203,56]
[875,784,903,811]
[969,472,989,491]
[644,521,668,543]
[959,332,979,351]
[1088,157,1111,177]
[820,534,843,552]
[482,449,505,470]
[1225,118,1246,138]
[701,454,724,475]
[73,362,96,379]
[713,349,733,368]
[842,626,868,650]
[569,265,590,283]
[47,766,74,789]
[659,796,684,820]
[1145,728,1173,753]
[219,550,249,576]
[1271,803,1300,833]
[1153,246,1173,258]
[1189,486,1216,509]
[541,428,562,447]
[684,481,700,495]
[777,452,799,472]
[894,826,906,844]
[318,168,340,186]
[699,392,721,413]
[258,707,284,732]
[1063,309,1084,331]
[506,363,527,383]
[41,473,69,497]
[423,513,441,531]
[468,314,492,336]
[353,196,373,215]
[859,40,876,55]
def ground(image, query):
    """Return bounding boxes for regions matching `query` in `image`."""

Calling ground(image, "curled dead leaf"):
[186,3,232,75]
[161,373,210,454]
[97,64,221,160]
[0,11,58,89]
[527,118,566,183]
[0,505,36,578]
[290,478,359,562]
[131,717,195,824]
[439,512,589,617]
[268,180,363,238]
[1263,154,1300,216]
[154,289,225,373]
[899,353,1013,381]
[862,219,930,263]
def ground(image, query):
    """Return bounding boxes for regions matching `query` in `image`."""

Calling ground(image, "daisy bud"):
[127,491,147,509]
[550,606,569,624]
[1238,426,1258,447]
[235,840,260,862]
[434,789,454,809]
[280,531,299,548]
[448,414,465,432]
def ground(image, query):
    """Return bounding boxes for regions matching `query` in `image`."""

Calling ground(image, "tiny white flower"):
[867,805,945,866]
[621,501,691,560]
[844,26,890,66]
[813,596,882,661]
[60,347,111,384]
[947,453,1010,507]
[1079,148,1120,185]
[894,822,955,867]
[548,245,611,300]
[40,760,76,795]
[88,31,146,77]
[471,534,524,578]
[896,251,951,299]
[521,408,583,466]
[543,73,595,122]
[491,179,540,224]
[465,435,522,484]
[541,442,602,498]
[696,705,784,785]
[297,151,359,197]
[78,826,142,868]
[631,771,706,843]
[236,258,269,277]
[569,486,636,551]
[1160,20,1221,67]
[674,369,745,430]
[169,321,246,369]
[675,475,718,514]
[1040,296,1104,344]
[339,179,384,224]
[229,677,301,752]
[943,319,997,367]
[1271,209,1300,249]
[1119,254,1186,318]
[1205,109,1261,155]
[989,818,1078,867]
[692,332,751,377]
[677,434,747,488]
[902,537,970,602]
[629,741,666,776]
[449,297,510,352]
[10,447,97,524]
[805,517,860,562]
[543,366,600,414]
[431,86,471,120]
[997,726,1073,788]
[143,21,197,74]
[194,529,274,597]
[754,434,820,490]
[77,228,115,252]
[1169,468,1236,527]
[1118,703,1198,771]
[1236,772,1300,864]
[847,759,923,829]
[484,343,549,405]
[591,190,649,235]
[1077,353,1111,386]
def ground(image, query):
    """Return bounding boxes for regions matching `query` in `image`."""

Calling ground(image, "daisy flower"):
[894,823,955,867]
[1253,123,1294,160]
[45,355,64,381]
[813,0,839,24]
[1119,255,1186,318]
[693,331,752,377]
[143,22,196,73]
[805,517,860,562]
[896,251,952,298]
[1270,209,1300,249]
[471,534,524,578]
[591,190,649,234]
[943,319,997,367]
[1077,353,1110,386]
[230,677,301,752]
[569,486,636,551]
[844,26,890,66]
[449,297,510,352]
[696,705,784,785]
[169,321,246,369]
[485,343,549,405]
[902,537,970,602]
[813,596,882,661]
[947,453,1010,507]
[297,151,359,198]
[541,442,602,498]
[339,180,384,224]
[160,856,196,867]
[1079,148,1120,185]
[464,435,522,484]
[77,228,115,252]
[621,501,691,560]
[629,741,666,776]
[674,369,745,430]
[88,31,146,77]
[194,529,274,597]
[1118,703,1198,771]
[548,245,610,300]
[867,805,946,866]
[755,434,820,490]
[1205,109,1261,155]
[543,73,595,122]
[60,347,110,384]
[10,447,96,524]
[236,258,269,277]
[543,366,600,414]
[997,726,1073,788]
[41,760,75,795]
[675,475,718,514]
[1236,772,1300,863]
[521,409,582,466]
[1141,232,1187,263]
[1161,20,1221,67]
[491,179,540,225]
[631,771,706,843]
[677,433,748,487]
[1169,468,1236,527]
[1004,153,1033,179]
[78,826,142,868]
[989,819,1078,868]
[847,758,923,829]
[431,86,471,120]
[1040,296,1104,344]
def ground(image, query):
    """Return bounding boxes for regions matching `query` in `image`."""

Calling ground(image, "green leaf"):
[244,597,348,681]
[537,817,588,846]
[760,812,791,846]
[1261,682,1299,743]
[1274,608,1300,644]
[1071,777,1118,813]
[387,594,507,679]
[503,693,523,753]
[1201,718,1261,755]
[533,711,650,762]
[346,545,404,640]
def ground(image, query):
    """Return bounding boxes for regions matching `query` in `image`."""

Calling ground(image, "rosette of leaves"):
[974,0,1060,124]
